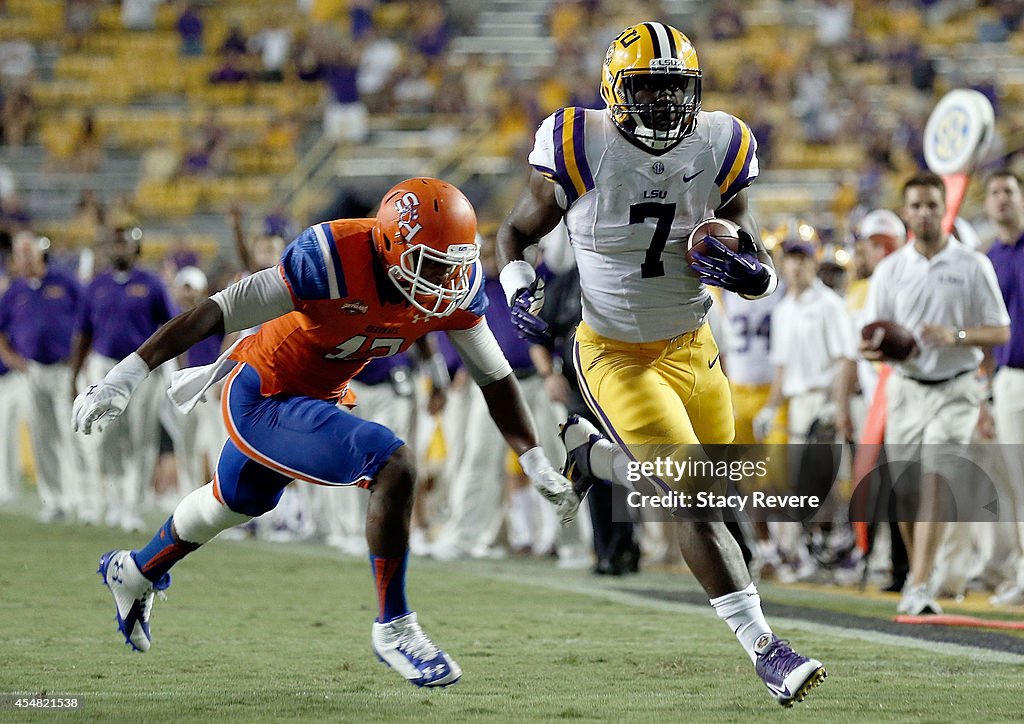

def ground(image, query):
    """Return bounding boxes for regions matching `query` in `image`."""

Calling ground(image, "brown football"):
[686,218,741,269]
[861,320,919,361]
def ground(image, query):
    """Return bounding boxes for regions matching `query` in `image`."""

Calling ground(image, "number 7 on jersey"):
[630,202,676,278]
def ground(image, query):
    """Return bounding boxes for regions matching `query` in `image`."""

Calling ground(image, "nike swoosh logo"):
[765,681,793,698]
[683,169,705,182]
[708,353,720,369]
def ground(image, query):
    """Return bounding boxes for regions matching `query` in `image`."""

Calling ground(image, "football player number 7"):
[630,202,676,278]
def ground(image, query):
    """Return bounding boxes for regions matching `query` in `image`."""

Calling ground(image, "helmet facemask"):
[386,241,479,318]
[610,70,701,152]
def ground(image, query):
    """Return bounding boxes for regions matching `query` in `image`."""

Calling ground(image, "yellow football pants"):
[572,321,735,448]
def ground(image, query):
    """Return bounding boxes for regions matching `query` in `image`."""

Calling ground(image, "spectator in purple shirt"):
[70,226,174,531]
[983,170,1024,607]
[0,232,83,521]
[321,48,368,143]
[412,0,450,60]
[176,3,204,57]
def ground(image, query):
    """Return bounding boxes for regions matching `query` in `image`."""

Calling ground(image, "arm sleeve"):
[974,256,1012,327]
[446,319,514,386]
[209,267,296,333]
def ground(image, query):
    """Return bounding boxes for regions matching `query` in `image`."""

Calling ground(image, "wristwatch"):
[954,328,967,345]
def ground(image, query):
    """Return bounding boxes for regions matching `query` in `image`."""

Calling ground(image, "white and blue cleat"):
[372,612,462,687]
[97,550,171,653]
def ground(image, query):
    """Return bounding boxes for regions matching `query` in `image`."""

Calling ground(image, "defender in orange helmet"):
[73,177,579,687]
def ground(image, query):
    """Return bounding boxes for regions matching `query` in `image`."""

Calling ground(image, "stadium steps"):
[2,147,141,220]
[450,0,554,80]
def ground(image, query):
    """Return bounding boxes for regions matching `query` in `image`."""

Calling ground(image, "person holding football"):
[497,22,825,706]
[861,172,1009,616]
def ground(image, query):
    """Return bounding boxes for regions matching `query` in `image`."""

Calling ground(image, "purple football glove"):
[689,229,771,297]
[510,277,550,345]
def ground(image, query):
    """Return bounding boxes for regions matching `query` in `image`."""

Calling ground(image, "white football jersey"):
[529,107,759,343]
[721,289,782,386]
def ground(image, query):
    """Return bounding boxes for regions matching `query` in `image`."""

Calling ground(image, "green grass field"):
[2,509,1023,722]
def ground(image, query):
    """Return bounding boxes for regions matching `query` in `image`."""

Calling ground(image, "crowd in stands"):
[1,0,1020,250]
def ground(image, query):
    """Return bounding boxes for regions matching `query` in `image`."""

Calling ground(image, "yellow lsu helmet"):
[601,22,701,154]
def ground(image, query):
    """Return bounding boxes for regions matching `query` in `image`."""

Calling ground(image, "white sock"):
[172,482,252,544]
[589,439,630,484]
[709,583,774,664]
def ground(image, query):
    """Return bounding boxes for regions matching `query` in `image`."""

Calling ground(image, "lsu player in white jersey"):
[723,292,787,445]
[497,22,826,706]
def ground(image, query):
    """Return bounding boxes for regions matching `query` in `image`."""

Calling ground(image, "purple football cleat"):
[754,634,827,706]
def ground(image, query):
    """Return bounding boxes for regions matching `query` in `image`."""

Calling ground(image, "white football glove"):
[519,447,579,526]
[72,353,150,435]
[752,405,778,443]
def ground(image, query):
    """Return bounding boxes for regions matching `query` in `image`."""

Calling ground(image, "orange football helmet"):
[372,177,479,317]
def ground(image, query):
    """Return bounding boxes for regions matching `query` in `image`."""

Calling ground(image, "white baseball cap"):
[174,265,207,292]
[859,209,906,244]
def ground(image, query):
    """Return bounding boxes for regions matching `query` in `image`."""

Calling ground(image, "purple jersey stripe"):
[552,108,578,203]
[714,117,743,187]
[721,138,758,204]
[571,108,595,193]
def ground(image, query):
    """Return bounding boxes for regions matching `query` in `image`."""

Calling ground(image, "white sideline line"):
[487,570,1024,665]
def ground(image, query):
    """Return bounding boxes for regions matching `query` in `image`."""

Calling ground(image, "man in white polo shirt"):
[862,172,1010,616]
[756,240,857,580]
[759,241,857,446]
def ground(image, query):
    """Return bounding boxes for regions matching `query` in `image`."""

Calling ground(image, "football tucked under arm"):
[686,218,777,299]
